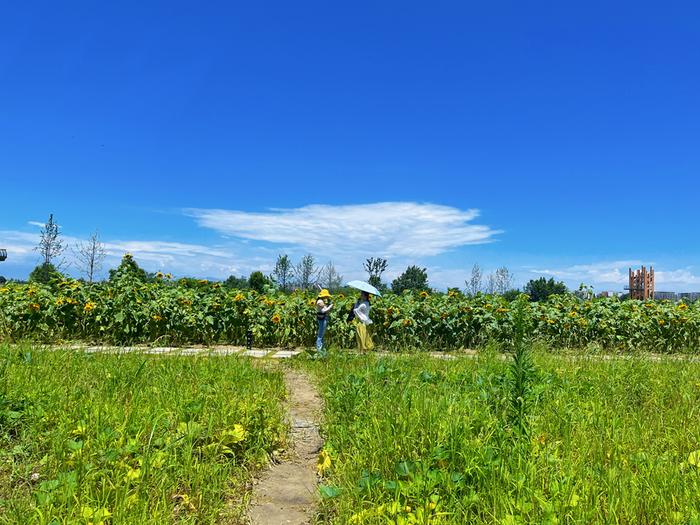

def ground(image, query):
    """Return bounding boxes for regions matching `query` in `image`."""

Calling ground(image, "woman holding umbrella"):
[346,280,381,352]
[353,291,374,351]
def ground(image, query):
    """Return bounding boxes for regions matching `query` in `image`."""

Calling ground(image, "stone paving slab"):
[269,350,303,359]
[241,349,271,358]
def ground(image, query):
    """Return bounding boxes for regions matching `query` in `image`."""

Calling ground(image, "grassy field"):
[0,345,287,524]
[304,350,700,524]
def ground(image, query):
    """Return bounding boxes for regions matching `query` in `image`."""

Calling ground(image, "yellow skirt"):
[354,320,374,351]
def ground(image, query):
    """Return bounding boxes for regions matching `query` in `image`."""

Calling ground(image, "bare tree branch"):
[74,231,106,283]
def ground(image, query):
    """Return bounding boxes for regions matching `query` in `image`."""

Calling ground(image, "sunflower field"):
[1,263,698,352]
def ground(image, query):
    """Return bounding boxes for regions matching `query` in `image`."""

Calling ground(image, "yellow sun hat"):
[318,289,332,298]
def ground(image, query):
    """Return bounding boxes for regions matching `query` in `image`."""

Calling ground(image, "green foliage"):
[507,296,535,434]
[304,352,700,524]
[223,275,248,289]
[108,254,149,283]
[28,263,62,285]
[36,213,63,266]
[1,280,700,352]
[501,288,521,302]
[247,271,270,293]
[391,265,429,294]
[524,277,568,302]
[272,254,292,291]
[364,258,388,291]
[0,344,286,523]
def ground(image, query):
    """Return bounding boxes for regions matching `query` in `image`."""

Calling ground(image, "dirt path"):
[247,367,323,525]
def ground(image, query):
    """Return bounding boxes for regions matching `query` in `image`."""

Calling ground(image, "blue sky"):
[1,1,699,291]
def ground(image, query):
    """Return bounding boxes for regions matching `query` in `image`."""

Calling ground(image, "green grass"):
[304,350,700,524]
[0,345,287,524]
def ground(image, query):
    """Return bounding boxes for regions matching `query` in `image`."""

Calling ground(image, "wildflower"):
[448,290,457,297]
[271,314,281,324]
[547,319,555,325]
[198,279,208,285]
[0,287,9,294]
[317,449,332,474]
[155,272,164,279]
[658,319,665,326]
[234,293,245,302]
[29,303,40,312]
[124,253,133,259]
[678,303,689,310]
[420,291,429,298]
[265,299,275,307]
[484,303,492,309]
[569,311,578,318]
[55,297,65,306]
[165,273,173,279]
[83,302,96,312]
[152,314,163,321]
[402,319,413,327]
[338,293,345,299]
[221,424,247,443]
[496,307,509,313]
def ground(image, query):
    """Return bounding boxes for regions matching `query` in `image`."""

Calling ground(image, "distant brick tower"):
[628,266,654,300]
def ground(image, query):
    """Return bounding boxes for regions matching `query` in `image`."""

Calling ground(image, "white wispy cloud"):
[186,202,501,258]
[0,229,262,280]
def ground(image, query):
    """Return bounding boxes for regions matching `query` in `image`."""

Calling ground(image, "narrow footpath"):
[247,367,323,525]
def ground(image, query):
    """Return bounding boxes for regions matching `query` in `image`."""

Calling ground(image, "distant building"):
[654,291,678,301]
[627,266,655,300]
[679,292,700,302]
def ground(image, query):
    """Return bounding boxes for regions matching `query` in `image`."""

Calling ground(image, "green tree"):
[364,257,388,290]
[29,262,63,284]
[502,289,521,302]
[248,271,270,293]
[466,263,482,296]
[524,277,567,302]
[223,275,248,289]
[36,213,64,267]
[273,254,292,291]
[294,254,319,290]
[108,253,149,282]
[391,265,429,294]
